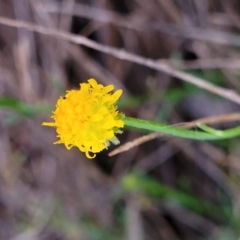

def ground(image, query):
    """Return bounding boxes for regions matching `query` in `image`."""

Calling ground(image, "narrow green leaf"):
[122,173,238,226]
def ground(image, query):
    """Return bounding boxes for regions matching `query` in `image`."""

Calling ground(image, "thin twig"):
[109,112,240,156]
[0,17,240,104]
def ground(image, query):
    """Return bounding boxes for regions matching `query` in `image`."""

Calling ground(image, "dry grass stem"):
[1,16,240,104]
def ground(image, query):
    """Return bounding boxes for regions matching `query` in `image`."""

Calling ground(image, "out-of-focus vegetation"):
[0,1,240,240]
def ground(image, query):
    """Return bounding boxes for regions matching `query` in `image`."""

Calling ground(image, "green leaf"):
[121,173,237,224]
[0,97,53,117]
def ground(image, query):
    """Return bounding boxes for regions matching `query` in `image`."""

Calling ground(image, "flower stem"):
[124,117,240,140]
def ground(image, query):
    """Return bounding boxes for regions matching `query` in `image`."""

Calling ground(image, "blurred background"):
[1,0,240,239]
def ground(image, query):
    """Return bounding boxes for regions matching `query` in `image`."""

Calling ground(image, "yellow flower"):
[42,79,124,158]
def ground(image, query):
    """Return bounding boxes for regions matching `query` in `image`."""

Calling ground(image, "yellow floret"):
[42,78,124,158]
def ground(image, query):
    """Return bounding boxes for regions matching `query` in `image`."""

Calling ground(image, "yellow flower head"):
[42,79,124,159]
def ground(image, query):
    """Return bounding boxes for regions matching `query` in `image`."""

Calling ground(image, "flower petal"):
[42,78,124,158]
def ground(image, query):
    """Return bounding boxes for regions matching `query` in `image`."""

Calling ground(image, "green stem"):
[124,117,240,140]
